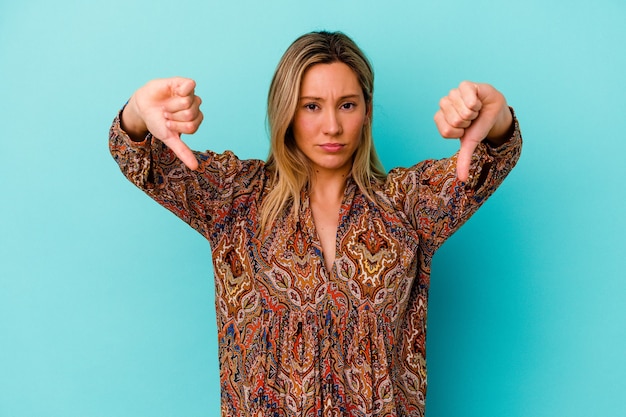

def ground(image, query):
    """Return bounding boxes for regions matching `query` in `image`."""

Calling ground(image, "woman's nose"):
[322,110,342,136]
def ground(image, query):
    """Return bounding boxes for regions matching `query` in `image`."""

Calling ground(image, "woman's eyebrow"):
[298,94,361,101]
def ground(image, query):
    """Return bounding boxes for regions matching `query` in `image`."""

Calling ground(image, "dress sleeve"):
[108,109,264,241]
[386,109,522,255]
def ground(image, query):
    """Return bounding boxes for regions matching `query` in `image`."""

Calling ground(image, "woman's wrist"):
[120,96,149,142]
[484,106,514,147]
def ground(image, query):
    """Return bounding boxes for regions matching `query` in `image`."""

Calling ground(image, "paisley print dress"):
[109,111,522,417]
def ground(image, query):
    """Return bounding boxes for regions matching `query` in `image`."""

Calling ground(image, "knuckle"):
[176,122,190,134]
[183,108,196,121]
[180,95,194,108]
[441,124,460,138]
[450,117,465,128]
[446,111,469,129]
[451,114,463,125]
[174,109,191,122]
[459,80,474,90]
[459,108,476,121]
[467,98,480,111]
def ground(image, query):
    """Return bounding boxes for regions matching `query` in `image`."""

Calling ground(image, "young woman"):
[110,31,521,417]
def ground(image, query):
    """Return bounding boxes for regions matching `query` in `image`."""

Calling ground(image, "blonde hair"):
[261,31,386,230]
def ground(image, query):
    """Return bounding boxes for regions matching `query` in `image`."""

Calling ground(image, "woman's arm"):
[387,82,521,254]
[109,77,212,237]
[109,78,267,242]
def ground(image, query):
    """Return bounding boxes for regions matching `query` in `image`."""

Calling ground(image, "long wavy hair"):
[261,31,386,230]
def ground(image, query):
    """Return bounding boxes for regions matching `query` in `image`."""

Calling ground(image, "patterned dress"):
[109,111,522,417]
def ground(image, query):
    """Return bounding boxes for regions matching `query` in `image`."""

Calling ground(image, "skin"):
[120,71,514,271]
[291,62,369,271]
[434,80,514,181]
[121,77,203,170]
[292,62,368,180]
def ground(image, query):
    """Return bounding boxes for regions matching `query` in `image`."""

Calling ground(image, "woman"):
[110,31,521,417]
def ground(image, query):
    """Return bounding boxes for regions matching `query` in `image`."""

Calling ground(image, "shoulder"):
[383,157,454,191]
[195,149,267,180]
[190,149,272,202]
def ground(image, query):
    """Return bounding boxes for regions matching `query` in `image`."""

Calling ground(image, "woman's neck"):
[309,169,349,204]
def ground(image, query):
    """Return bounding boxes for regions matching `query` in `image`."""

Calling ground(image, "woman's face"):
[292,62,368,179]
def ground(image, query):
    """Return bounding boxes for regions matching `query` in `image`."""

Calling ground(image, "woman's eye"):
[304,103,318,111]
[341,102,356,110]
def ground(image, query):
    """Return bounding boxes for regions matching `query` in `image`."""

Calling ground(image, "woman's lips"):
[319,143,344,152]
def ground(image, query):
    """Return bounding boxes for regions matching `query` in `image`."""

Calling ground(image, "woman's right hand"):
[121,77,203,170]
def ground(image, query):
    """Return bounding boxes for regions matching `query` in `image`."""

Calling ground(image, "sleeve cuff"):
[482,107,522,156]
[113,106,152,147]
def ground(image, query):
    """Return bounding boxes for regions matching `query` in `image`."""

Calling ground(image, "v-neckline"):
[300,179,355,276]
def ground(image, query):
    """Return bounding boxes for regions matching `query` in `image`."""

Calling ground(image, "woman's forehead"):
[299,62,362,98]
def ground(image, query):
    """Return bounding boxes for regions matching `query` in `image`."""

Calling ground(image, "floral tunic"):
[109,111,522,417]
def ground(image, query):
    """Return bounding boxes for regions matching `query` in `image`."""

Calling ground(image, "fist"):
[434,81,512,181]
[123,77,203,170]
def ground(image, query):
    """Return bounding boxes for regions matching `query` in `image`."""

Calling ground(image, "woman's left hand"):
[434,81,513,181]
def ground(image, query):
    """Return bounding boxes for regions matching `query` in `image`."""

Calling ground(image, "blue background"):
[1,0,624,416]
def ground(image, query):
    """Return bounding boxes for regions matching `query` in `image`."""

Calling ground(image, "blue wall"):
[1,1,624,416]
